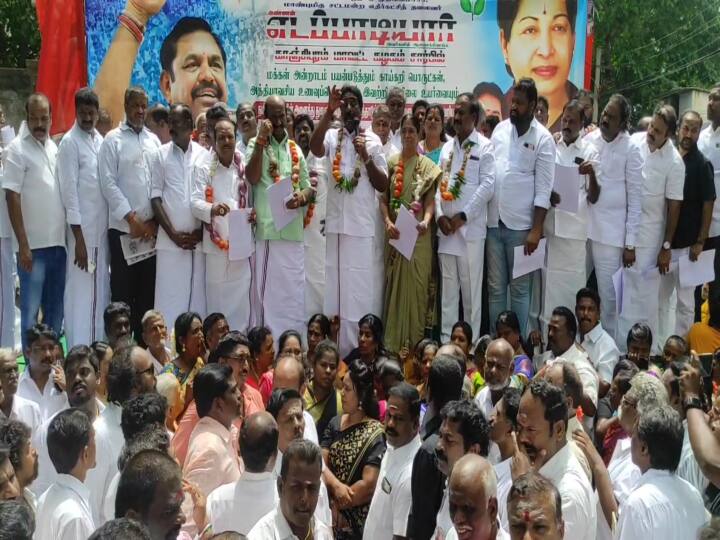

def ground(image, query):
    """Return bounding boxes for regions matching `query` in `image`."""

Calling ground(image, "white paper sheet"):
[553,164,581,214]
[266,177,298,231]
[620,266,660,318]
[437,226,466,257]
[228,208,254,261]
[512,238,546,279]
[0,125,15,146]
[388,206,420,261]
[680,249,716,288]
[120,235,156,266]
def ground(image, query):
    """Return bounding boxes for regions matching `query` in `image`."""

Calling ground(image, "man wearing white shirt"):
[191,117,255,332]
[534,307,599,427]
[386,87,406,151]
[444,454,510,540]
[249,439,333,540]
[273,354,320,444]
[584,94,643,341]
[35,408,96,540]
[514,379,595,540]
[0,419,39,512]
[616,407,706,539]
[0,349,41,433]
[151,104,207,329]
[141,310,172,374]
[0,107,16,349]
[310,85,389,357]
[506,473,565,540]
[16,324,67,422]
[488,388,521,532]
[436,93,495,342]
[235,102,258,156]
[364,383,422,540]
[542,101,599,334]
[616,105,684,353]
[488,78,555,334]
[206,411,279,536]
[91,345,157,525]
[698,85,720,291]
[99,86,161,341]
[57,87,109,348]
[3,93,66,348]
[575,288,619,386]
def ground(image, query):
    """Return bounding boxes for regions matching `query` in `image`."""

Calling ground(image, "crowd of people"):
[1,54,720,539]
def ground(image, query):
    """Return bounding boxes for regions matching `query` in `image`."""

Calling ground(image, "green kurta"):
[383,154,442,354]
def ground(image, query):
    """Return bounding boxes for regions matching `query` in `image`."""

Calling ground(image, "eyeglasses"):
[137,365,155,377]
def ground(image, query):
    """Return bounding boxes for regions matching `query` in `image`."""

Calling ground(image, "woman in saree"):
[161,311,206,423]
[382,113,442,355]
[321,359,386,540]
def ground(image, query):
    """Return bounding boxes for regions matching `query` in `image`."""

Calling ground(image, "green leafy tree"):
[0,0,40,68]
[595,0,720,116]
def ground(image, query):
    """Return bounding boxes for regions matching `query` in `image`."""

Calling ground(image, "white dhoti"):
[256,240,305,339]
[0,237,16,348]
[324,234,375,358]
[205,253,253,333]
[541,235,588,335]
[370,193,385,318]
[658,247,695,347]
[155,248,206,328]
[304,221,326,321]
[438,237,485,342]
[589,240,623,342]
[616,245,661,353]
[63,233,110,348]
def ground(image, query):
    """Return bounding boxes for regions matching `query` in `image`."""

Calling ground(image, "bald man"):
[506,472,564,540]
[245,96,314,340]
[272,354,318,445]
[437,343,474,401]
[474,339,515,420]
[446,454,508,540]
[206,412,279,535]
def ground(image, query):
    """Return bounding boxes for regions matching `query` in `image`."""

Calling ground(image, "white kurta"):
[207,470,278,536]
[191,157,255,332]
[698,124,720,237]
[57,122,109,347]
[436,130,496,342]
[304,154,328,320]
[0,146,16,348]
[315,128,388,357]
[616,469,706,540]
[9,394,42,435]
[35,473,96,540]
[151,140,208,327]
[579,323,620,383]
[87,402,124,525]
[248,508,334,540]
[16,368,68,422]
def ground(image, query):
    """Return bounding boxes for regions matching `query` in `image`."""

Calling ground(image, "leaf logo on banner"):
[460,0,485,17]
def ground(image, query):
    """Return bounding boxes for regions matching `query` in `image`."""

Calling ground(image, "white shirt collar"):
[539,442,573,482]
[56,473,91,502]
[387,434,421,459]
[584,322,605,344]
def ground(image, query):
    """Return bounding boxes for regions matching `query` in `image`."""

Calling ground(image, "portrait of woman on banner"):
[497,0,579,132]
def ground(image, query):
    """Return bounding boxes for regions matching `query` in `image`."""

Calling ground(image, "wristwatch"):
[662,241,671,250]
[683,396,704,413]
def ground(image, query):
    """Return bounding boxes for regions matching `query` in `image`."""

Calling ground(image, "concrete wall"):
[0,61,37,132]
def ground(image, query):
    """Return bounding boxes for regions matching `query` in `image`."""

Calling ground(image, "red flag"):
[35,0,88,135]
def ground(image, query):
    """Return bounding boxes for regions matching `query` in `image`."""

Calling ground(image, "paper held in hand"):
[512,238,547,279]
[228,208,254,261]
[679,249,716,288]
[388,205,420,261]
[553,164,581,214]
[267,177,299,231]
[120,234,156,266]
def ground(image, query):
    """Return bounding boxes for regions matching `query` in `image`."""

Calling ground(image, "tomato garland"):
[439,141,473,201]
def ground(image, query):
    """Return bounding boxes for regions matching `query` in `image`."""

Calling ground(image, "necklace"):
[204,153,248,251]
[439,140,473,201]
[266,138,315,227]
[331,129,361,193]
[390,154,423,215]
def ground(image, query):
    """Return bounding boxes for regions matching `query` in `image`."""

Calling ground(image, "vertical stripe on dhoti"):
[155,248,207,329]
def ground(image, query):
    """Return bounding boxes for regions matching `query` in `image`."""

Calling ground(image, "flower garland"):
[266,139,315,228]
[390,156,423,216]
[331,129,361,193]
[440,141,474,201]
[204,153,248,251]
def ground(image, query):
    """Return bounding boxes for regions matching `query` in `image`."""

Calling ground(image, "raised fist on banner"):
[126,0,167,22]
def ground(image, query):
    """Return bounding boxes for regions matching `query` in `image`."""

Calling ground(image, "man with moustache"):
[141,310,172,374]
[99,86,162,342]
[488,388,521,531]
[617,104,684,353]
[434,400,491,539]
[445,454,509,540]
[310,85,389,356]
[236,102,258,155]
[2,93,66,347]
[512,379,595,540]
[575,287,619,388]
[104,302,133,350]
[0,349,41,434]
[386,87,407,149]
[584,94,643,341]
[151,103,207,329]
[541,100,599,335]
[488,78,555,334]
[0,420,39,511]
[506,472,564,540]
[191,117,255,331]
[436,93,496,342]
[363,383,422,540]
[659,110,715,343]
[246,96,313,340]
[57,87,109,348]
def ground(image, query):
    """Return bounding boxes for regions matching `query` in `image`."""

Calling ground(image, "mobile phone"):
[574,156,584,165]
[87,261,96,274]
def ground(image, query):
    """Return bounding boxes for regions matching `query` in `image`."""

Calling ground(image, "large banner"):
[86,0,590,131]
